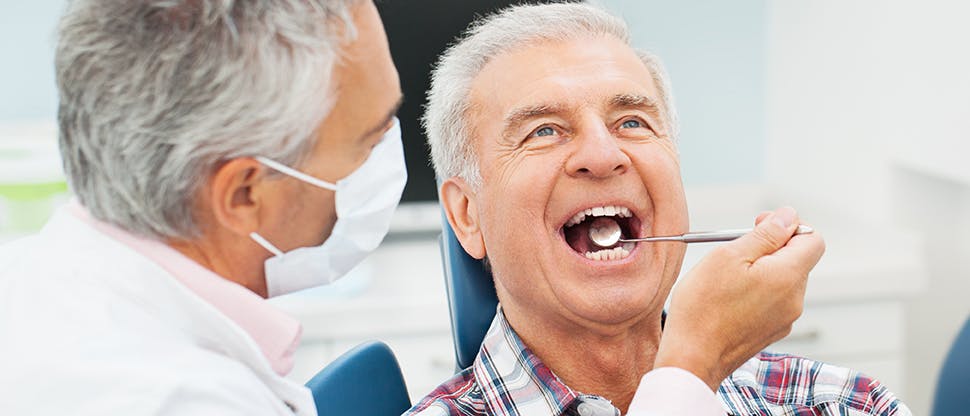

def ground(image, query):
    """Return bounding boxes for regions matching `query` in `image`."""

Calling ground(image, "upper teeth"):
[564,205,633,227]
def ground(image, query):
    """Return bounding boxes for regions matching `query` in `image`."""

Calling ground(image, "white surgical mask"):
[250,118,407,297]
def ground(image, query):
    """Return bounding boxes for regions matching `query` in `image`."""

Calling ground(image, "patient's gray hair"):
[56,0,358,240]
[424,2,678,188]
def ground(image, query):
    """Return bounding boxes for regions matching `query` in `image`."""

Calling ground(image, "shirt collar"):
[472,306,620,416]
[68,200,302,376]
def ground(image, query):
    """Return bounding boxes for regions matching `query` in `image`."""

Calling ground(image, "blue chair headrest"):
[438,211,498,371]
[305,341,411,416]
[932,316,970,416]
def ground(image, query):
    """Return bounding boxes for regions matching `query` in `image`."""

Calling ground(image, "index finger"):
[756,230,826,272]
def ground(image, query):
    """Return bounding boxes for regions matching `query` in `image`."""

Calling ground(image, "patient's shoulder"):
[719,351,911,415]
[405,367,484,416]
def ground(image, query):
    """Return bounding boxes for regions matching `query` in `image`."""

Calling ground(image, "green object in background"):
[0,122,67,235]
[0,181,67,201]
[0,181,69,233]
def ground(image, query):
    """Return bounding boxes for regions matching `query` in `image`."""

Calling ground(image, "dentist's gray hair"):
[56,0,359,240]
[424,2,678,188]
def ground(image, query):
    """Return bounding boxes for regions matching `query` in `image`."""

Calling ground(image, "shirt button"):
[577,396,619,416]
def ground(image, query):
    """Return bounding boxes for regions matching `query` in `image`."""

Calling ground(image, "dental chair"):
[931,316,970,416]
[438,214,498,371]
[305,340,411,416]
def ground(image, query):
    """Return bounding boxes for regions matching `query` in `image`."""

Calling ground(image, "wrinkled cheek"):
[654,139,681,167]
[478,183,550,271]
[482,229,540,305]
[476,192,531,261]
[637,153,688,233]
[655,188,689,235]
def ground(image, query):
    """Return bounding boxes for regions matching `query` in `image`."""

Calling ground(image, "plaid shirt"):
[406,308,910,416]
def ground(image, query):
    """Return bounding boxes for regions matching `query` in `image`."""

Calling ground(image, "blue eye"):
[621,119,643,129]
[534,126,556,137]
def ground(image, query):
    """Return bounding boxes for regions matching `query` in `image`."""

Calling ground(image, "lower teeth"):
[584,243,635,261]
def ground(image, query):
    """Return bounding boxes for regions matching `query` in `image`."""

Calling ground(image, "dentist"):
[0,0,818,415]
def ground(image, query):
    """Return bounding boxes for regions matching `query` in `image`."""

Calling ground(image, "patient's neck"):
[502,304,663,414]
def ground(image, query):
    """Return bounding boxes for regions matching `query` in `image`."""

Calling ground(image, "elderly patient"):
[407,3,908,416]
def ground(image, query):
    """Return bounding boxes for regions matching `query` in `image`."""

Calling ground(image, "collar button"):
[576,396,619,416]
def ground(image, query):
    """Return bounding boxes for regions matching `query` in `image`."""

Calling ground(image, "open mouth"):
[562,205,641,261]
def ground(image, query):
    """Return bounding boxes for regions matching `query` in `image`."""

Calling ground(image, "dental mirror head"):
[589,217,622,248]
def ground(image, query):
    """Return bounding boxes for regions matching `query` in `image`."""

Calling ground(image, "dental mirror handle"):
[620,224,814,243]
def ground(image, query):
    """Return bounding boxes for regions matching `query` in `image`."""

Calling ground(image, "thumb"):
[729,206,798,260]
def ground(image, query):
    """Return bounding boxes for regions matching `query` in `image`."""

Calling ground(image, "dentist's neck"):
[168,227,270,298]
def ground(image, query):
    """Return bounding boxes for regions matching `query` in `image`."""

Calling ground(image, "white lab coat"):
[0,208,317,415]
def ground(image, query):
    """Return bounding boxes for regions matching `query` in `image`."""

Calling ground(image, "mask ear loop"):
[248,157,339,257]
[255,156,338,191]
[249,232,285,257]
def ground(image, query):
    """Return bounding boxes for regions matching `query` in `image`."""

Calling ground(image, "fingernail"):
[772,208,795,228]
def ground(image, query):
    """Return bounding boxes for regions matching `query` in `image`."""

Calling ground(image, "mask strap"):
[255,156,338,191]
[249,232,285,257]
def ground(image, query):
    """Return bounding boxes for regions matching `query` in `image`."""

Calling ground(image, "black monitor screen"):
[377,0,574,203]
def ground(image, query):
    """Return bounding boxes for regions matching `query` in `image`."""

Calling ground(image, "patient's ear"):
[440,177,486,259]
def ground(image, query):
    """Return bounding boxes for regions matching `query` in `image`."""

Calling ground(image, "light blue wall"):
[1,1,767,184]
[0,2,62,122]
[600,0,767,185]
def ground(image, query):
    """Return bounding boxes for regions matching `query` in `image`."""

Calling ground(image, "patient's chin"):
[557,283,662,328]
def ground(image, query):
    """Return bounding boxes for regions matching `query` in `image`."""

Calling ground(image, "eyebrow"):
[502,103,568,137]
[609,93,662,116]
[359,95,405,142]
[501,93,664,137]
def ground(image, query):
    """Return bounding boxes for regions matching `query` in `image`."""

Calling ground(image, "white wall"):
[764,1,970,413]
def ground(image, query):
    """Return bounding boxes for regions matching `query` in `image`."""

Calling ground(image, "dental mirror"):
[589,217,623,248]
[588,218,814,248]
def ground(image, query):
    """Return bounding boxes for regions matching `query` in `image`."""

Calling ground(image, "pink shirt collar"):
[68,201,302,376]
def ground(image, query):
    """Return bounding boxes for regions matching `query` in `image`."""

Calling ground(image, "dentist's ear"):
[207,158,271,237]
[440,177,486,260]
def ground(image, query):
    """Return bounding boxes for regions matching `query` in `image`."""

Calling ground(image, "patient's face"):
[466,35,689,329]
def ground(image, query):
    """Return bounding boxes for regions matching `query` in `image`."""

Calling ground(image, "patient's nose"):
[565,124,630,179]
